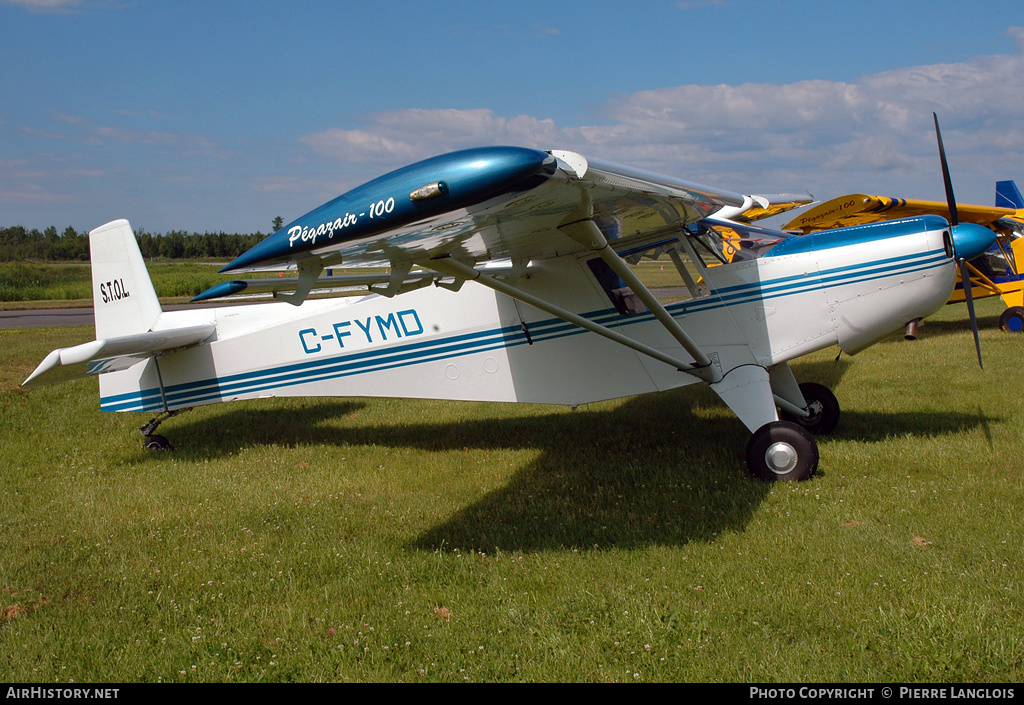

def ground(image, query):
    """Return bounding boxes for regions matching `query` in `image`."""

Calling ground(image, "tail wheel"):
[780,382,840,435]
[746,421,818,482]
[143,434,172,451]
[998,306,1024,333]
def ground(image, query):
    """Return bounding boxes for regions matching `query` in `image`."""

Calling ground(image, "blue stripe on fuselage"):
[103,245,951,412]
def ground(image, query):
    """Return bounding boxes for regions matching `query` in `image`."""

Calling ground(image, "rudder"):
[995,180,1023,209]
[89,219,162,339]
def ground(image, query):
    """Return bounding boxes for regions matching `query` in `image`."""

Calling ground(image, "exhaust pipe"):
[904,318,921,340]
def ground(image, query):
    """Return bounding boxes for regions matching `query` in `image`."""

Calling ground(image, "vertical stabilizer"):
[89,219,162,339]
[995,180,1023,209]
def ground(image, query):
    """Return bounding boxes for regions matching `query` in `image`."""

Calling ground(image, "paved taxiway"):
[0,304,220,329]
[0,308,94,328]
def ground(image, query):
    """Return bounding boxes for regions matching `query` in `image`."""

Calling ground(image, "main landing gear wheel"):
[746,421,818,482]
[998,306,1024,333]
[780,382,840,435]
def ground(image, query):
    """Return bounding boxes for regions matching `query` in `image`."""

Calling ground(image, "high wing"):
[212,148,745,280]
[188,147,751,383]
[782,194,1017,233]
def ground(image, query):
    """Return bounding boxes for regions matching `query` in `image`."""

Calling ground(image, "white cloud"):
[676,0,728,9]
[7,25,1023,232]
[1008,26,1024,52]
[91,125,218,154]
[298,31,1024,204]
[0,0,103,11]
[300,109,560,166]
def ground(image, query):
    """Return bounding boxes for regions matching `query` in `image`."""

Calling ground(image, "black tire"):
[143,434,172,451]
[998,306,1024,333]
[745,421,818,482]
[780,382,840,435]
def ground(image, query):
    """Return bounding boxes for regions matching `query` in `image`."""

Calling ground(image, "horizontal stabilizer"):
[22,324,216,388]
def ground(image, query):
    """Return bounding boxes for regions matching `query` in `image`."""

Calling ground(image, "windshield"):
[589,219,791,309]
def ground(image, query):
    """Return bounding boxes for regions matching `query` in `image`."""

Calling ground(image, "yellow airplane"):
[782,181,1024,333]
[702,192,814,262]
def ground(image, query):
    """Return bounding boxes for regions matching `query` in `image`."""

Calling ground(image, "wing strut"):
[559,219,718,376]
[424,255,721,383]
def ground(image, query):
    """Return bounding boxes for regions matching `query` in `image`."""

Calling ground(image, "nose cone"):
[950,222,996,261]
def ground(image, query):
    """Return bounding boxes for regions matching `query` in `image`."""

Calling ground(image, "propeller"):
[933,113,983,369]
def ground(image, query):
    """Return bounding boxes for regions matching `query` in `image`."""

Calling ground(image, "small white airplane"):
[22,117,995,482]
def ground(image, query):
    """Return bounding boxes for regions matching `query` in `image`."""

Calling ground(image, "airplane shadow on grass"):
[171,389,773,551]
[913,312,1001,340]
[161,355,999,553]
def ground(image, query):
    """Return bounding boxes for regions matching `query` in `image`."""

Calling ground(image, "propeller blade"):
[958,257,983,369]
[933,113,959,227]
[934,114,981,367]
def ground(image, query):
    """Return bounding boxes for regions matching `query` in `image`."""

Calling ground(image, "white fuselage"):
[98,221,956,414]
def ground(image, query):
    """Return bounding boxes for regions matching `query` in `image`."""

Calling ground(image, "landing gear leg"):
[140,408,191,451]
[711,365,821,482]
[780,382,840,435]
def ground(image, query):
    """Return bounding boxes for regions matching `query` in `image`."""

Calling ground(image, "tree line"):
[0,225,268,262]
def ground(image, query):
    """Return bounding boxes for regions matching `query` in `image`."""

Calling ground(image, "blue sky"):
[2,0,1023,234]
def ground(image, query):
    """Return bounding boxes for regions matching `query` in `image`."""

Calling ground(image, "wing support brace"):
[425,255,721,383]
[961,259,1004,298]
[558,219,721,383]
[273,257,323,306]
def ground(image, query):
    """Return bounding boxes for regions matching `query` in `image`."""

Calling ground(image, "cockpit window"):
[693,219,791,262]
[592,219,792,308]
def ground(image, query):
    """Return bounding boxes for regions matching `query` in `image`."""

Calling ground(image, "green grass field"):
[0,262,234,304]
[0,297,1021,683]
[0,261,397,308]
